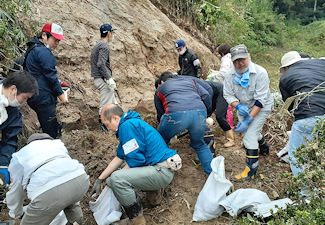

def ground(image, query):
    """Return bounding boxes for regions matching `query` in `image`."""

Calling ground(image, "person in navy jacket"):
[154,72,213,174]
[24,23,68,138]
[91,104,181,225]
[0,71,38,185]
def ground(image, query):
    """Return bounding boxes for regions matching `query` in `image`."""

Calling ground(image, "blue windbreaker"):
[116,110,177,167]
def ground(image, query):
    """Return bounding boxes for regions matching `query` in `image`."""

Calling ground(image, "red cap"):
[42,23,66,40]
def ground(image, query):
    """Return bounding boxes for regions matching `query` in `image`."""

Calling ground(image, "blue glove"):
[235,116,254,133]
[236,104,250,117]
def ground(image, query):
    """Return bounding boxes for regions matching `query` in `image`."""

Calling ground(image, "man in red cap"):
[24,23,68,139]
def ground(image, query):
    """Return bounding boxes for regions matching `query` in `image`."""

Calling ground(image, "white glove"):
[106,78,116,89]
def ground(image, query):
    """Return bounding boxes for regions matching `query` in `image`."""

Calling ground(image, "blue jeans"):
[288,116,323,176]
[158,110,213,174]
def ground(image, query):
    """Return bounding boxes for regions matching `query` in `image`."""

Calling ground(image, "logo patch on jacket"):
[122,138,139,155]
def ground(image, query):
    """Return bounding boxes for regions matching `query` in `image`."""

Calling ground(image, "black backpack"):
[13,43,43,70]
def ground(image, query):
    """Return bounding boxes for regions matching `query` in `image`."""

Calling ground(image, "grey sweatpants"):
[238,110,271,149]
[107,165,174,206]
[94,77,117,115]
[21,173,89,225]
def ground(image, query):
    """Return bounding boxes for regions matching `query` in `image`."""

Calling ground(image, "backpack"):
[13,43,43,71]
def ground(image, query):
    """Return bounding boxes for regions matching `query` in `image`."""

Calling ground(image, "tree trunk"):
[314,0,317,21]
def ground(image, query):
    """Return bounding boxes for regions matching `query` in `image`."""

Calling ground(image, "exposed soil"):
[0,111,291,225]
[0,0,293,224]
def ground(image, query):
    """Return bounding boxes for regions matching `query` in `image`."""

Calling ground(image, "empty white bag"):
[192,156,233,221]
[89,186,122,225]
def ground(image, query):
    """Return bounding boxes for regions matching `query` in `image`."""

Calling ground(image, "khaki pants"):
[21,173,89,225]
[94,78,117,115]
[107,165,174,206]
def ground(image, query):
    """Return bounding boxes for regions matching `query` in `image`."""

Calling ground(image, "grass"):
[249,20,325,93]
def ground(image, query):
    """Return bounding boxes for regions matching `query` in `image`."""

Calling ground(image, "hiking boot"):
[258,137,269,155]
[234,149,259,181]
[224,130,235,147]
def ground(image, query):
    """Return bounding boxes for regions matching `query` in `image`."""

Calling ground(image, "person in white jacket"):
[6,133,89,225]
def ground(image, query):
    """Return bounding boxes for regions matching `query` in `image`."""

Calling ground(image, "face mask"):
[8,89,20,107]
[179,50,186,55]
[109,35,114,43]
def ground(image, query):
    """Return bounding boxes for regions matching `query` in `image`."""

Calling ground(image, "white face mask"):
[179,50,186,55]
[8,89,20,107]
[109,35,114,43]
[0,84,9,125]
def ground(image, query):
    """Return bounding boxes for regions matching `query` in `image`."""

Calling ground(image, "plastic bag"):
[219,189,271,217]
[89,186,122,225]
[49,211,67,225]
[192,156,233,221]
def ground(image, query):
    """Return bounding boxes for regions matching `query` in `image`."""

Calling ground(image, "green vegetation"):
[0,0,34,72]
[238,117,325,225]
[272,0,325,25]
[1,0,324,224]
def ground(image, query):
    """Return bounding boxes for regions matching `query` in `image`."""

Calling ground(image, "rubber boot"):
[224,130,235,147]
[204,128,215,154]
[234,149,259,181]
[115,196,146,225]
[258,137,269,155]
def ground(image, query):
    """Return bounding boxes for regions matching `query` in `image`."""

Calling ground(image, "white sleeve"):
[223,70,238,105]
[7,156,26,219]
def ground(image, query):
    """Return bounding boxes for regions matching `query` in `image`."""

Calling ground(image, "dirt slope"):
[0,0,291,224]
[21,0,219,130]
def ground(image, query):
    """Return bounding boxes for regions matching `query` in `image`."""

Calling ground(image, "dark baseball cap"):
[174,40,186,50]
[100,24,116,34]
[230,44,249,61]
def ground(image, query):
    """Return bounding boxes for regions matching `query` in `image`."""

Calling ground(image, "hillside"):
[0,0,293,224]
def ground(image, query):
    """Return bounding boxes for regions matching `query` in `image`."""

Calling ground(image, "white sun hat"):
[279,51,308,74]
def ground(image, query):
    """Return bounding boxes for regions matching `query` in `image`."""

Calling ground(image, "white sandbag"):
[89,185,122,225]
[49,210,68,225]
[254,198,293,218]
[219,189,271,217]
[192,156,233,221]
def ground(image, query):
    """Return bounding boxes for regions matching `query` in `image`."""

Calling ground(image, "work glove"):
[106,78,116,89]
[235,104,250,117]
[235,115,254,133]
[91,178,104,196]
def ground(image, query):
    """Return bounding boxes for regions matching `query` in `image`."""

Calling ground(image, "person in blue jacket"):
[24,23,68,139]
[0,71,38,185]
[154,72,213,174]
[91,104,181,225]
